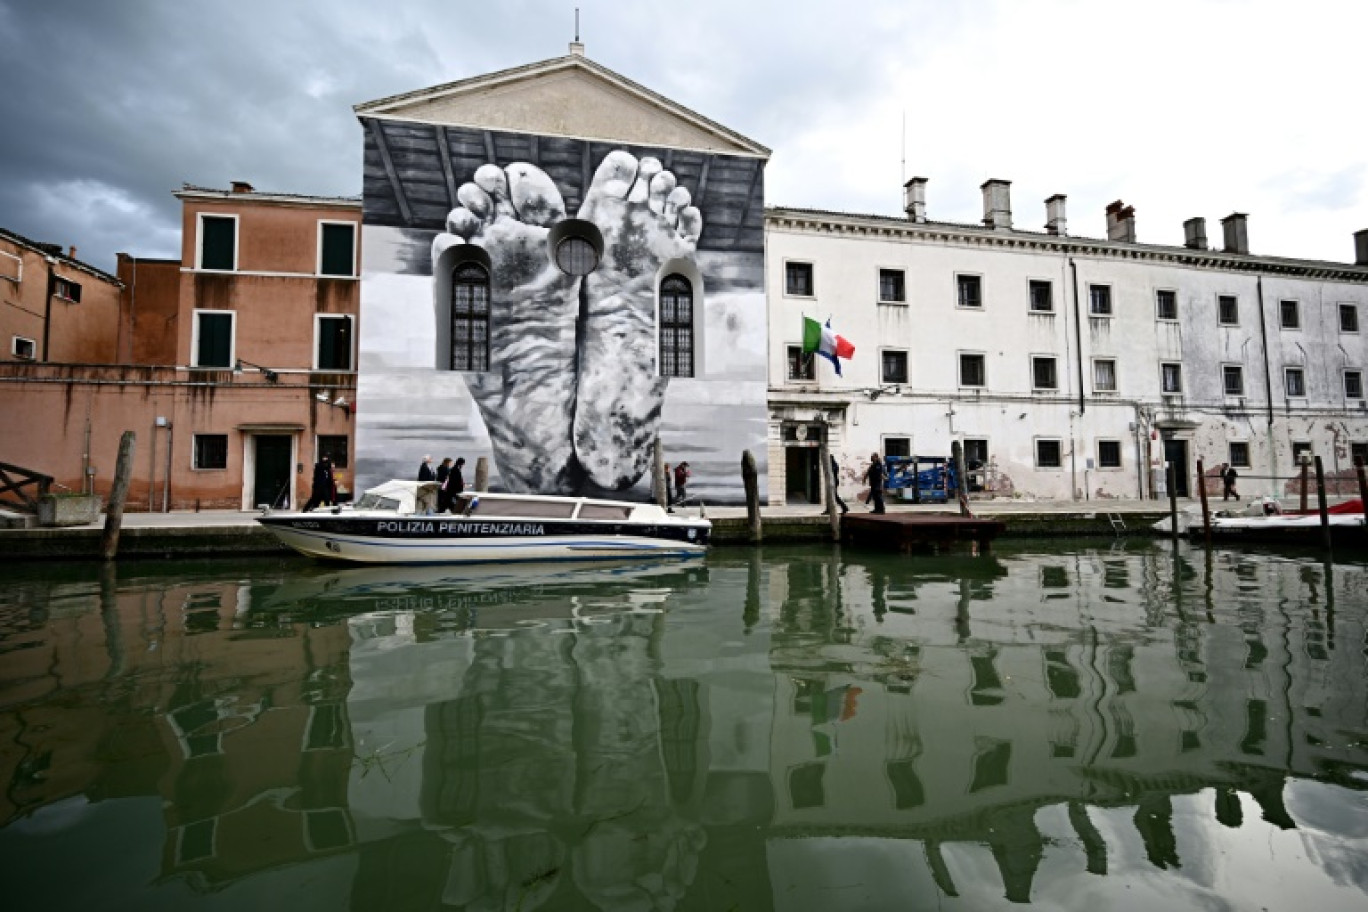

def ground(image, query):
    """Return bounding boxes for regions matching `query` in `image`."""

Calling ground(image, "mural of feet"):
[432,151,702,495]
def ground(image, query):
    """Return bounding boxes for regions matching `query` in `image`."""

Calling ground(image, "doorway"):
[253,435,294,509]
[785,447,820,504]
[1162,438,1190,497]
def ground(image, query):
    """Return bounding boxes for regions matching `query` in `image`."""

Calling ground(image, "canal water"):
[1,542,1366,911]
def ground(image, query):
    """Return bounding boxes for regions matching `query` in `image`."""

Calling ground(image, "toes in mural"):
[575,151,701,490]
[431,163,584,494]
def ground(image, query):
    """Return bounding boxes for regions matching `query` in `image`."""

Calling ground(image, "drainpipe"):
[1256,276,1277,495]
[163,422,173,512]
[1069,258,1085,415]
[41,256,56,361]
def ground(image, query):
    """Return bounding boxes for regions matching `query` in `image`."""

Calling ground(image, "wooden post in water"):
[100,431,136,561]
[1356,459,1368,532]
[741,450,762,543]
[1196,458,1211,546]
[1315,455,1331,552]
[652,438,667,508]
[951,440,971,517]
[819,438,839,541]
[1167,461,1179,544]
[1300,459,1310,513]
[474,457,489,492]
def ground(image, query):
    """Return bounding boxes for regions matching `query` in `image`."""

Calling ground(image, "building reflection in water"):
[0,546,1366,909]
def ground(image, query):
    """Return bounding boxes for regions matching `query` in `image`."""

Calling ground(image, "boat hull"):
[257,514,710,564]
[1199,513,1367,546]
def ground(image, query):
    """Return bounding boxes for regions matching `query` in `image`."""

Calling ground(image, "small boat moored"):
[257,480,710,564]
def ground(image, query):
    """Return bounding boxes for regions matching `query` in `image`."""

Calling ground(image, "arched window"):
[659,274,694,378]
[451,262,490,371]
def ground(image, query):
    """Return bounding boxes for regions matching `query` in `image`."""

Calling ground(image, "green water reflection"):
[1,543,1367,910]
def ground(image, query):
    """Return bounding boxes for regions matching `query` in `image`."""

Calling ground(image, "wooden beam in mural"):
[733,159,763,245]
[435,126,459,210]
[369,120,413,225]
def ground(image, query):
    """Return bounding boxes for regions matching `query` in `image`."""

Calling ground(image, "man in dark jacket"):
[418,455,435,481]
[865,452,887,514]
[304,456,335,512]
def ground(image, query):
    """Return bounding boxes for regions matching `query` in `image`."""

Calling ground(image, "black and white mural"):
[356,119,768,503]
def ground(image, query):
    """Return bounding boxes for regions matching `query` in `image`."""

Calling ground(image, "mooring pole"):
[1167,461,1179,544]
[474,456,489,492]
[951,440,971,517]
[741,449,762,543]
[1196,458,1211,547]
[1356,459,1368,538]
[100,431,136,561]
[652,438,667,509]
[819,439,839,541]
[1300,459,1310,513]
[1315,455,1331,552]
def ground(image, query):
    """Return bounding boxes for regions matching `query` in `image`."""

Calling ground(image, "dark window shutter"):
[197,313,232,367]
[201,216,236,270]
[320,224,355,276]
[318,317,352,370]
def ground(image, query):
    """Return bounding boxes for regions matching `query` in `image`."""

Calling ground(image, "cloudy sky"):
[2,0,1363,273]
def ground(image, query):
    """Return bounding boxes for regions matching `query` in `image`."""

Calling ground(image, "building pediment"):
[355,50,768,159]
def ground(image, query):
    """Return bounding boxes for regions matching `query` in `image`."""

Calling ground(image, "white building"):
[765,181,1368,504]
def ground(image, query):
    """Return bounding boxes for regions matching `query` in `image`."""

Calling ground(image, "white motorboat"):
[256,480,711,564]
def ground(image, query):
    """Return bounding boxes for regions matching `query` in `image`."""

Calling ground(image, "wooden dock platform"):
[841,512,1007,553]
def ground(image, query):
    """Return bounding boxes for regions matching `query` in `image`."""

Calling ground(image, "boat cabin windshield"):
[354,493,402,511]
[455,496,634,521]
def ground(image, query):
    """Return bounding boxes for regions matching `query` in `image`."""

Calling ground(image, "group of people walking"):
[418,454,467,513]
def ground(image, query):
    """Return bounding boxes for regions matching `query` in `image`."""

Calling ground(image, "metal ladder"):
[1106,513,1126,534]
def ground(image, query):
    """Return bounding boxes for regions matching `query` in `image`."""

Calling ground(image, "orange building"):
[0,227,123,365]
[0,183,361,513]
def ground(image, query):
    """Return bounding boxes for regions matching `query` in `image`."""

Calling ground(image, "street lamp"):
[234,358,279,382]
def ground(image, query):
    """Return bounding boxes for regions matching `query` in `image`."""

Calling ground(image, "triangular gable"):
[355,51,769,159]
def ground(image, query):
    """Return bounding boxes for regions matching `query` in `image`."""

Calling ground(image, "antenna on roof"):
[575,7,580,41]
[901,109,906,184]
[570,7,585,55]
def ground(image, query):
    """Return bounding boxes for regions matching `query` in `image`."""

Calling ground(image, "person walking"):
[417,455,435,481]
[1222,463,1239,501]
[449,458,467,500]
[673,462,691,506]
[304,455,335,512]
[865,452,887,515]
[435,457,453,513]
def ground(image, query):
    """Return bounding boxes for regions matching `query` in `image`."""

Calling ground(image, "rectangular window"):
[785,262,813,297]
[1031,356,1058,390]
[1223,364,1244,396]
[1156,289,1177,320]
[1036,439,1062,468]
[315,315,353,370]
[1280,300,1300,329]
[1097,440,1122,469]
[959,352,986,388]
[1089,284,1112,316]
[1292,441,1313,464]
[1161,362,1182,393]
[52,277,82,303]
[964,438,989,467]
[1092,358,1117,392]
[884,436,911,459]
[1340,304,1359,333]
[1029,280,1053,312]
[879,269,906,303]
[193,311,234,368]
[956,274,982,309]
[1345,370,1364,400]
[1218,295,1239,325]
[786,345,814,381]
[318,222,356,277]
[317,434,349,469]
[193,434,228,470]
[1352,442,1368,467]
[11,336,35,360]
[1285,367,1306,398]
[1229,441,1250,468]
[881,349,909,384]
[0,251,19,283]
[199,214,237,271]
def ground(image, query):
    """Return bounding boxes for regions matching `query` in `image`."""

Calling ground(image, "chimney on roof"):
[981,179,1012,230]
[903,177,928,223]
[569,40,585,56]
[230,181,254,194]
[1044,194,1067,236]
[1221,213,1249,254]
[1183,217,1208,250]
[1105,200,1136,243]
[1355,229,1368,266]
[67,245,77,259]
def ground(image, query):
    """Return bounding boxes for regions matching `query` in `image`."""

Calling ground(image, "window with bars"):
[193,434,228,470]
[787,345,814,381]
[1032,356,1058,390]
[1285,367,1306,397]
[1229,441,1250,467]
[1029,280,1053,312]
[1093,359,1117,392]
[1218,295,1239,325]
[1156,289,1178,320]
[879,269,906,303]
[786,262,813,296]
[882,350,908,384]
[1097,440,1122,468]
[960,353,986,387]
[450,263,490,371]
[1161,362,1182,393]
[1345,370,1363,399]
[659,274,694,377]
[957,274,983,308]
[1036,439,1062,468]
[1340,304,1359,333]
[1280,300,1300,329]
[1089,285,1112,316]
[884,437,911,458]
[1223,364,1244,396]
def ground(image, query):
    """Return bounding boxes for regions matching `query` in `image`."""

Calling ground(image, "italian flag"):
[802,316,855,375]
